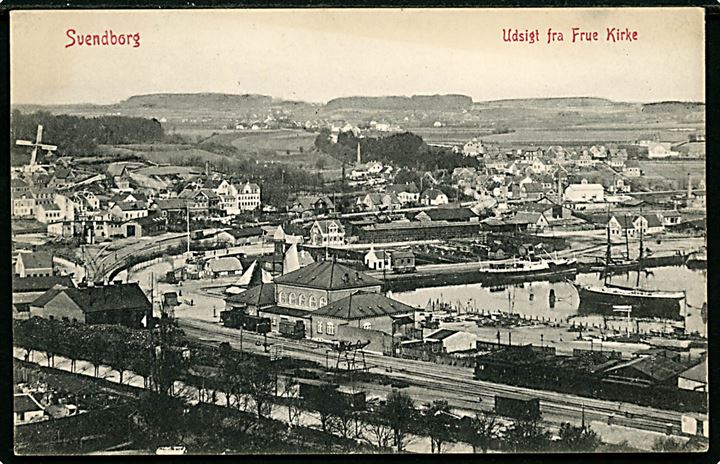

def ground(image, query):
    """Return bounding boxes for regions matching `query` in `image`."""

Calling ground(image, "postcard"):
[9,7,707,455]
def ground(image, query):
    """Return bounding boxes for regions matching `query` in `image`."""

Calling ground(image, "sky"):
[10,8,705,105]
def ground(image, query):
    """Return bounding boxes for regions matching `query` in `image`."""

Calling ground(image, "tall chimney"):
[356,143,361,165]
[687,173,692,200]
[205,161,210,178]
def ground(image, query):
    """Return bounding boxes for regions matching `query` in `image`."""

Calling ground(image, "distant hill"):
[325,94,473,111]
[479,97,622,108]
[121,93,285,110]
[641,101,705,113]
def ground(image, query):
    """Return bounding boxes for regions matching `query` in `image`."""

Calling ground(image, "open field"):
[202,129,318,153]
[639,160,706,183]
[412,126,704,145]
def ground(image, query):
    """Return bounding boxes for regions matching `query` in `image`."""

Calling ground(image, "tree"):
[421,400,457,453]
[315,158,327,170]
[504,417,552,452]
[459,412,501,453]
[556,423,601,452]
[382,390,416,452]
[241,358,276,419]
[362,418,394,450]
[305,383,345,437]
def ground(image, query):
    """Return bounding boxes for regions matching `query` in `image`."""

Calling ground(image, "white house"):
[564,179,604,203]
[462,139,484,157]
[647,143,679,159]
[623,160,642,177]
[425,329,478,354]
[632,213,665,236]
[364,246,392,270]
[420,189,449,206]
[237,182,261,211]
[309,219,346,246]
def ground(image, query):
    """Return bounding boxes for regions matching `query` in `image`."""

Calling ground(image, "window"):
[319,296,327,307]
[309,295,317,308]
[289,293,297,305]
[363,322,372,330]
[272,317,277,326]
[299,294,307,307]
[326,322,335,335]
[317,321,323,334]
[279,292,287,304]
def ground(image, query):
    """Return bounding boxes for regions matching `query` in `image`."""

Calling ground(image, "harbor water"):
[389,265,707,337]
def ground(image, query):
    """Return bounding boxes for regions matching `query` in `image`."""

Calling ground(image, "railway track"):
[179,318,682,435]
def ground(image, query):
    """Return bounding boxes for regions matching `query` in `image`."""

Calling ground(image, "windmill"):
[15,124,57,174]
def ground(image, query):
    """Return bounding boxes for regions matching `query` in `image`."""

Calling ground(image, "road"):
[177,318,684,438]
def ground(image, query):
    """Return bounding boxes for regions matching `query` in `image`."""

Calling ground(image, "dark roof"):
[259,305,312,319]
[603,355,686,382]
[420,208,477,222]
[420,189,446,200]
[391,250,415,259]
[386,182,419,194]
[678,360,706,384]
[611,215,635,228]
[155,198,188,210]
[227,283,277,307]
[426,329,460,341]
[13,275,74,293]
[516,203,554,214]
[227,227,264,239]
[274,260,382,290]
[311,292,415,320]
[18,252,53,270]
[15,394,44,414]
[522,183,545,193]
[30,285,69,307]
[641,214,663,228]
[43,283,151,314]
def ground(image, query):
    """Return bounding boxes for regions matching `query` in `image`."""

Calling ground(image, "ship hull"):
[479,262,577,284]
[685,256,707,270]
[577,286,683,320]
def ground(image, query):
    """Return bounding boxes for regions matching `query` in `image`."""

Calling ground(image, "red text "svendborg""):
[65,29,141,48]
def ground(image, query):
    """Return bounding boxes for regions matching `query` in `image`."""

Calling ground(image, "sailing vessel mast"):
[604,205,612,284]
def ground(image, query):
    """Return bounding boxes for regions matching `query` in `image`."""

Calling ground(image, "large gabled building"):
[29,282,151,328]
[273,260,383,311]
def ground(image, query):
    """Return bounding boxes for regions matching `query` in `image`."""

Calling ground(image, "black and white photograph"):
[8,7,708,455]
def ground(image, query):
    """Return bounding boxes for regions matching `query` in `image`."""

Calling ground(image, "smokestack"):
[687,173,692,200]
[205,161,210,178]
[356,143,361,165]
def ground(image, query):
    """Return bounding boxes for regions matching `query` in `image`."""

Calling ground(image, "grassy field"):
[201,129,318,153]
[639,160,706,184]
[412,126,703,145]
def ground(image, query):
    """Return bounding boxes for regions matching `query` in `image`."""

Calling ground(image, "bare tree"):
[383,390,416,452]
[459,412,501,453]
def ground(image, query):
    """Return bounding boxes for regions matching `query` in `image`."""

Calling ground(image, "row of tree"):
[11,110,165,157]
[15,318,603,453]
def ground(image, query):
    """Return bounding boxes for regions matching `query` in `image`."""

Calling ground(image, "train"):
[494,395,541,421]
[219,310,271,333]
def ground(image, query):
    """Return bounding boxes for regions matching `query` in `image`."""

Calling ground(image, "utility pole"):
[186,202,191,256]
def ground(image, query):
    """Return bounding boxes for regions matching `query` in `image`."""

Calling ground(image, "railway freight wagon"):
[220,310,271,333]
[494,395,541,421]
[298,380,367,411]
[278,319,306,339]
